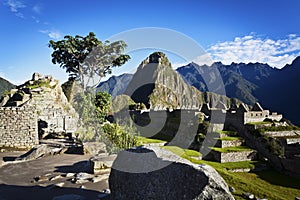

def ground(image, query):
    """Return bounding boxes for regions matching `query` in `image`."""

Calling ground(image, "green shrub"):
[74,126,98,142]
[198,121,210,134]
[267,138,284,157]
[195,132,205,143]
[102,123,138,152]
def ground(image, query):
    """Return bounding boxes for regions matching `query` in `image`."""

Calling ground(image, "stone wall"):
[264,130,300,137]
[0,106,38,148]
[215,139,243,148]
[207,150,256,163]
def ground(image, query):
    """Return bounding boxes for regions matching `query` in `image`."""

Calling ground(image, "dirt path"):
[0,152,110,200]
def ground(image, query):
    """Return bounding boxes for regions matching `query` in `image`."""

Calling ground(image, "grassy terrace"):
[162,146,300,200]
[137,136,166,145]
[247,121,272,125]
[218,136,242,141]
[161,146,201,157]
[212,146,253,153]
[275,135,300,139]
[261,125,300,132]
[216,130,238,135]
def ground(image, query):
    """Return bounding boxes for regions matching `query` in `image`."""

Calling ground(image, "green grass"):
[217,161,258,170]
[216,130,237,134]
[27,80,51,89]
[218,136,242,141]
[161,146,201,158]
[212,146,253,153]
[137,136,166,145]
[162,146,300,200]
[261,125,300,132]
[247,121,272,125]
[216,130,238,136]
[275,135,300,139]
[184,149,202,157]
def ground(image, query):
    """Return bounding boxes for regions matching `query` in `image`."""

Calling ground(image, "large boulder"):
[109,146,234,200]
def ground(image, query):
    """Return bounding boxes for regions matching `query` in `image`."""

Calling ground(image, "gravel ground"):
[0,151,111,200]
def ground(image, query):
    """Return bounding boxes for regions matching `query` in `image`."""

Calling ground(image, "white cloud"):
[32,4,42,14]
[208,34,300,68]
[5,0,25,12]
[39,30,63,39]
[192,54,214,66]
[4,0,26,18]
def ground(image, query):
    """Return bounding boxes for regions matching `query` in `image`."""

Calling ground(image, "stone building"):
[0,73,78,148]
[226,102,282,125]
[201,102,283,128]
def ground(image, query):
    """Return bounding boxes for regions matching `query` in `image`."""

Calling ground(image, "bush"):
[198,121,210,134]
[267,138,284,157]
[102,123,138,153]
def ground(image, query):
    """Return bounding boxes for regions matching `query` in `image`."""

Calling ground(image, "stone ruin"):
[0,73,78,148]
[200,102,283,128]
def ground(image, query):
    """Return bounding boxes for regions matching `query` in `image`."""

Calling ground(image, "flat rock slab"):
[109,146,234,200]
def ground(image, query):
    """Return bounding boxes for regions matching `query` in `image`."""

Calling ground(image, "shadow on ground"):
[54,161,89,174]
[2,156,17,162]
[0,184,108,200]
[255,169,300,190]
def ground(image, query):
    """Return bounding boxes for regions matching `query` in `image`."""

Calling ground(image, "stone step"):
[203,147,257,163]
[215,137,244,148]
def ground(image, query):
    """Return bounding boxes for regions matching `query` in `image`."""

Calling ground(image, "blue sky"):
[1,0,300,84]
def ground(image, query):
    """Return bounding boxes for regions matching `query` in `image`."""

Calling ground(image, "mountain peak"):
[140,52,172,68]
[149,52,166,63]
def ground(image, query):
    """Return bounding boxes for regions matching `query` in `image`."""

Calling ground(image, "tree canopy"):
[49,32,130,89]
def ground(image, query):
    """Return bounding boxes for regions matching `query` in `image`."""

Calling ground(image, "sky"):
[1,0,300,84]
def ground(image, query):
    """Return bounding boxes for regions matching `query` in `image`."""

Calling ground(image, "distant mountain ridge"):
[97,56,300,125]
[0,77,15,98]
[97,73,133,97]
[176,61,277,105]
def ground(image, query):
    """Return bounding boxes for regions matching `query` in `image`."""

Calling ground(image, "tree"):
[49,32,130,89]
[95,92,112,122]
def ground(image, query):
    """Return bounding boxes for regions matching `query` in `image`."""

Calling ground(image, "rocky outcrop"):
[109,146,234,200]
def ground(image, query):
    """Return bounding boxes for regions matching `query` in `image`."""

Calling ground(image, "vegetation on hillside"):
[212,146,253,153]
